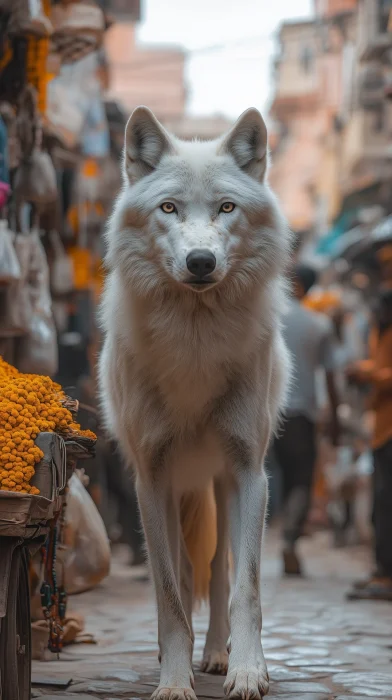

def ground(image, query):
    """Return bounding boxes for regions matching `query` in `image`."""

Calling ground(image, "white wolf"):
[99,106,292,700]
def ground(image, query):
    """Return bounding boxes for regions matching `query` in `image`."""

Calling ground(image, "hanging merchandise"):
[15,147,57,207]
[75,158,106,221]
[0,115,9,183]
[0,180,9,209]
[0,10,9,63]
[26,33,50,115]
[0,219,21,283]
[5,233,32,332]
[51,1,104,39]
[13,86,58,230]
[46,48,61,81]
[16,84,38,161]
[16,230,58,376]
[46,45,108,156]
[46,61,90,151]
[81,48,109,160]
[50,1,105,65]
[96,44,109,91]
[0,1,51,110]
[0,102,20,172]
[81,95,109,159]
[15,311,57,377]
[0,37,28,105]
[98,153,121,210]
[14,147,57,208]
[65,159,102,294]
[15,86,57,198]
[1,0,119,385]
[60,471,110,595]
[50,31,97,66]
[0,115,10,208]
[46,89,85,151]
[50,230,74,297]
[2,0,53,38]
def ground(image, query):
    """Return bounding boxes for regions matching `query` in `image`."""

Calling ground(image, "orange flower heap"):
[0,357,96,495]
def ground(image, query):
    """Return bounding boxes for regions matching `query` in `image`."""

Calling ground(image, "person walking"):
[346,289,392,601]
[274,265,340,576]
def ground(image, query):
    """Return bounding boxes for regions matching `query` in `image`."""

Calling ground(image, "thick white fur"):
[99,106,292,700]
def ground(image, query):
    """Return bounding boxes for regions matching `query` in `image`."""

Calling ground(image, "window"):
[320,25,330,52]
[299,46,314,73]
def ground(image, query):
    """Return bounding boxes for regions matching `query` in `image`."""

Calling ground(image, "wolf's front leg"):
[136,473,195,700]
[201,478,230,675]
[224,457,269,699]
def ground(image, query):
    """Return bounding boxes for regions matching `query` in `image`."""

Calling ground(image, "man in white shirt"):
[274,265,340,575]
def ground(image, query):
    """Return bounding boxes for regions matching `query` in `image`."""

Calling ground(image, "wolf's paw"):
[224,665,269,699]
[201,648,229,675]
[151,687,197,700]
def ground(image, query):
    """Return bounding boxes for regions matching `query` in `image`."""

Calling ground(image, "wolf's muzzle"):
[186,249,216,282]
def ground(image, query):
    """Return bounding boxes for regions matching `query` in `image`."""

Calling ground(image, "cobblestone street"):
[32,530,392,700]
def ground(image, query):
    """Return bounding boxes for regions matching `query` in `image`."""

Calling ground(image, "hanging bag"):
[60,472,110,595]
[16,231,58,376]
[0,115,10,208]
[4,0,53,38]
[50,230,74,296]
[0,220,21,283]
[14,148,58,206]
[5,233,32,332]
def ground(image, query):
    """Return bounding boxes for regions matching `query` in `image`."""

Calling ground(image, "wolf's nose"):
[186,250,216,279]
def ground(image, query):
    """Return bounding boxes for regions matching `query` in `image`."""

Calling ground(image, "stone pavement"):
[32,529,392,700]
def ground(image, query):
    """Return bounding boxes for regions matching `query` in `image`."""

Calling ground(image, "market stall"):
[0,357,97,698]
[0,6,121,693]
[0,0,121,388]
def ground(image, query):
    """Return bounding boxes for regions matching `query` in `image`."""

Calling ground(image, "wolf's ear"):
[219,108,268,181]
[124,106,175,182]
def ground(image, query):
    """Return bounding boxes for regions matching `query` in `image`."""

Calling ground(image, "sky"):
[138,0,314,120]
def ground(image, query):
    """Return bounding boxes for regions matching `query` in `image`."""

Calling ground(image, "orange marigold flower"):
[0,356,96,495]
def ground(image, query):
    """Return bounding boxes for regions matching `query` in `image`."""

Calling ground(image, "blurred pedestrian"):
[346,289,392,601]
[75,379,146,568]
[104,441,146,567]
[274,265,340,576]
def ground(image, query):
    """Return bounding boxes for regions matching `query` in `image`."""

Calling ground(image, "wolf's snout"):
[186,250,216,279]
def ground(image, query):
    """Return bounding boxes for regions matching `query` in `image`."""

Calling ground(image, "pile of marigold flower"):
[0,357,96,495]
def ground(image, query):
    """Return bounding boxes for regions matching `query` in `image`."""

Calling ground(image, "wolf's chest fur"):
[132,291,259,423]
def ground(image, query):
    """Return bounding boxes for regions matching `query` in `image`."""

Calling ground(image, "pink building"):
[314,0,358,17]
[105,22,186,123]
[269,3,360,232]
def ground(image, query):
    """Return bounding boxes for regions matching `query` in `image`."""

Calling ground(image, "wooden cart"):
[0,431,95,700]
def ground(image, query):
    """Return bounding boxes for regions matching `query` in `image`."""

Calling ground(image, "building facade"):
[104,23,186,123]
[269,0,392,242]
[102,0,186,124]
[269,20,326,233]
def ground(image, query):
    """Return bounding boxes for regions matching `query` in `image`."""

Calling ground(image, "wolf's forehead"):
[163,155,237,199]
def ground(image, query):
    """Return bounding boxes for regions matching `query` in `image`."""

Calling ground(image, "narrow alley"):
[32,530,392,700]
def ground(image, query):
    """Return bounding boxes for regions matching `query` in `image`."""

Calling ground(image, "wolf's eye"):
[219,202,235,213]
[161,202,177,214]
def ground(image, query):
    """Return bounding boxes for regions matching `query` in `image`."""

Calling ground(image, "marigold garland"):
[303,290,341,314]
[0,357,96,495]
